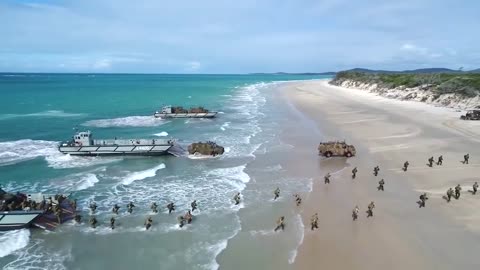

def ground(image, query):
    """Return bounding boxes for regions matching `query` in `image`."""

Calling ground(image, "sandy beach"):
[281,80,480,269]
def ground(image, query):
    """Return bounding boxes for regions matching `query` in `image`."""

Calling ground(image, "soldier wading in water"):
[145,217,153,230]
[127,202,135,214]
[310,213,319,231]
[294,194,302,206]
[167,202,175,214]
[403,161,409,172]
[112,204,120,215]
[89,217,98,229]
[352,206,359,221]
[324,173,331,184]
[191,200,198,212]
[89,202,97,213]
[233,193,241,205]
[352,167,358,179]
[273,188,280,200]
[150,202,158,213]
[373,166,380,176]
[110,217,115,230]
[377,179,385,191]
[274,216,285,232]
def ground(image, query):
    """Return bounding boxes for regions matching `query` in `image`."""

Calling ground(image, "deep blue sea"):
[0,73,328,270]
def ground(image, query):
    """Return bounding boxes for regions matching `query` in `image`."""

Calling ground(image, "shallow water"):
[0,74,329,269]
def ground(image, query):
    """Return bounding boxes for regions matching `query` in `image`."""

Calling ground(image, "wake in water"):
[0,139,121,168]
[154,131,169,137]
[0,110,86,120]
[0,229,30,258]
[83,116,168,128]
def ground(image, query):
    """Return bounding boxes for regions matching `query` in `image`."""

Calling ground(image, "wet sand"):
[283,80,480,270]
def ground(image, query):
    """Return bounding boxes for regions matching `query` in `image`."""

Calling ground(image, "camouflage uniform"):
[274,216,285,232]
[437,155,443,165]
[473,182,479,195]
[352,167,358,179]
[373,166,380,176]
[455,185,462,199]
[378,179,385,191]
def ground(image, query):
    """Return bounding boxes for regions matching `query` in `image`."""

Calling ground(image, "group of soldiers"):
[74,199,200,230]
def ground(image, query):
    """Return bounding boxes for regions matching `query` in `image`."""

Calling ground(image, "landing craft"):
[58,130,175,156]
[154,105,218,119]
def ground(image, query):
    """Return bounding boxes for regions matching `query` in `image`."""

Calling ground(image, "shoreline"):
[281,80,480,269]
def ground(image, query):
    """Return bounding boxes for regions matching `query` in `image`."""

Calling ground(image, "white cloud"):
[186,61,201,72]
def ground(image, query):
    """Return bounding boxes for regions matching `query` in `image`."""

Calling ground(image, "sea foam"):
[0,229,30,258]
[122,163,166,185]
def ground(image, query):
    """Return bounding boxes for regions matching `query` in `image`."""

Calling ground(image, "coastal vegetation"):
[331,71,480,98]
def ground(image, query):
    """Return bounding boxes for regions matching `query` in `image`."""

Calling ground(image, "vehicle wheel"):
[346,152,352,157]
[325,152,332,158]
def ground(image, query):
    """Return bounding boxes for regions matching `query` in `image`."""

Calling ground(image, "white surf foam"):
[187,153,219,160]
[154,131,169,137]
[122,163,166,185]
[220,122,230,131]
[46,153,122,169]
[0,229,30,258]
[288,214,305,264]
[0,139,58,166]
[74,173,100,191]
[83,116,168,128]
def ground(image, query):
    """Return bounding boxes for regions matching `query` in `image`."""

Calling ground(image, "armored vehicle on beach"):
[188,142,225,156]
[318,141,356,158]
[154,106,218,119]
[460,110,480,120]
[58,131,175,156]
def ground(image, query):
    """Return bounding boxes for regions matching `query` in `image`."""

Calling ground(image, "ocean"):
[0,73,329,270]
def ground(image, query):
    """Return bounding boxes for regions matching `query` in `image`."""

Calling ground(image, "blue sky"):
[1,0,479,73]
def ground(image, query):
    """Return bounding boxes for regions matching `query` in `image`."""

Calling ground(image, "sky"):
[1,0,479,73]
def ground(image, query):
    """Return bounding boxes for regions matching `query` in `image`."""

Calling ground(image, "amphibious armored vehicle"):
[154,106,218,119]
[59,131,175,156]
[318,141,356,158]
[460,110,480,120]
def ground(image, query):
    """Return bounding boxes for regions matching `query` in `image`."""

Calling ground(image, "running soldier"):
[89,202,97,213]
[403,161,409,172]
[455,184,462,199]
[352,167,358,179]
[150,202,158,213]
[428,156,434,167]
[127,202,135,214]
[473,182,479,195]
[352,206,359,221]
[437,155,443,165]
[274,216,285,232]
[310,213,319,231]
[324,173,331,184]
[110,217,115,230]
[191,200,198,212]
[112,204,120,215]
[89,217,98,229]
[419,193,428,208]
[446,187,454,202]
[233,193,241,205]
[145,217,153,230]
[167,202,175,214]
[373,166,380,176]
[367,202,375,217]
[377,179,385,191]
[273,188,280,200]
[464,154,470,164]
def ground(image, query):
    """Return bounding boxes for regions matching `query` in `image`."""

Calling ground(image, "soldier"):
[127,202,135,214]
[233,192,241,205]
[89,217,97,229]
[273,188,280,200]
[455,184,462,199]
[373,166,380,176]
[150,202,158,213]
[185,210,193,224]
[419,193,428,208]
[55,208,62,224]
[377,179,385,191]
[324,173,331,184]
[89,201,97,213]
[352,206,359,221]
[274,216,285,232]
[446,187,454,202]
[112,204,120,215]
[428,156,434,167]
[167,202,175,214]
[74,214,82,223]
[464,154,470,164]
[110,217,115,230]
[178,216,186,228]
[191,200,198,212]
[294,194,302,206]
[367,202,375,217]
[310,213,319,231]
[403,161,409,172]
[437,155,443,166]
[145,217,153,230]
[473,182,479,195]
[352,167,358,179]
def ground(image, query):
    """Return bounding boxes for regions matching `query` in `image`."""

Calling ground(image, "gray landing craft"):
[59,131,175,156]
[154,105,218,119]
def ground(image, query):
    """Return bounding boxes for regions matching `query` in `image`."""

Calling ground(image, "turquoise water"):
[0,73,328,269]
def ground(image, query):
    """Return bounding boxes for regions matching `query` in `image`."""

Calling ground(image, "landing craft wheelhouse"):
[154,106,218,119]
[58,131,175,156]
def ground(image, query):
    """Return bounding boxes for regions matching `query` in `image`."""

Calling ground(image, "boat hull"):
[0,211,43,231]
[154,112,217,119]
[58,144,173,156]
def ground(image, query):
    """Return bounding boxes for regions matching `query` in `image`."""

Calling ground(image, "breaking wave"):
[121,163,166,185]
[0,229,30,258]
[154,131,169,137]
[83,116,168,128]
